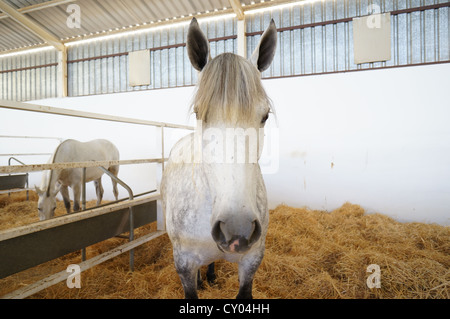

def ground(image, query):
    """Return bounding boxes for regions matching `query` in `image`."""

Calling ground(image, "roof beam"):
[229,0,245,20]
[0,0,75,20]
[0,0,64,51]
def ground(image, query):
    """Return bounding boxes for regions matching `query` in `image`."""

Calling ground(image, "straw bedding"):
[0,191,448,299]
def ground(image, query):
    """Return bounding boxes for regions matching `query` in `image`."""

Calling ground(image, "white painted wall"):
[264,64,450,225]
[1,63,449,225]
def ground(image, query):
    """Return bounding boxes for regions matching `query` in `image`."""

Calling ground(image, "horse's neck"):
[44,143,64,195]
[41,168,58,196]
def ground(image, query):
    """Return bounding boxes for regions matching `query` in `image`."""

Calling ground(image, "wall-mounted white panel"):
[353,13,391,64]
[129,49,151,86]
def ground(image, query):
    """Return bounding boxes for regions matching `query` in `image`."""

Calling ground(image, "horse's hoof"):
[206,272,217,285]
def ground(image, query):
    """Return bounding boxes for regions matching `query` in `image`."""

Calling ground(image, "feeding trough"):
[0,174,28,191]
[0,157,30,199]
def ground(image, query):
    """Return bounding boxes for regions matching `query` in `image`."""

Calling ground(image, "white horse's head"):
[187,18,277,254]
[35,183,60,220]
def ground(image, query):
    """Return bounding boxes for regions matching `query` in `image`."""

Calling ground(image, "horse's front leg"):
[173,249,200,299]
[72,184,81,212]
[236,247,265,299]
[60,185,71,214]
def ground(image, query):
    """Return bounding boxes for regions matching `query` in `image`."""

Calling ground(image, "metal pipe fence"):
[0,99,193,299]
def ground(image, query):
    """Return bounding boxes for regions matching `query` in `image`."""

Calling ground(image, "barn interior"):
[0,0,449,300]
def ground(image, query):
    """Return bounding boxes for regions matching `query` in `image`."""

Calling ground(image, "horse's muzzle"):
[211,219,262,253]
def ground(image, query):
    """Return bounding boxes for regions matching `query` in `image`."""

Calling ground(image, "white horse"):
[35,139,120,221]
[161,18,277,299]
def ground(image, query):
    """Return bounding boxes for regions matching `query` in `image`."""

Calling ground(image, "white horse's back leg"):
[94,178,104,206]
[108,166,119,200]
[206,262,216,284]
[112,179,118,200]
[60,185,71,214]
[197,262,216,289]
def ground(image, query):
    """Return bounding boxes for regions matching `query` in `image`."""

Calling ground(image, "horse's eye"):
[261,113,269,124]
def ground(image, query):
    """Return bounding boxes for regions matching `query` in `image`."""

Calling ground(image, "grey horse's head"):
[186,17,277,253]
[35,183,60,220]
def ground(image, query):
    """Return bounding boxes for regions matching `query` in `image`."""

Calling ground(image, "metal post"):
[81,167,86,261]
[25,173,29,201]
[7,157,28,199]
[161,125,165,172]
[81,167,86,210]
[158,125,165,233]
[99,167,135,272]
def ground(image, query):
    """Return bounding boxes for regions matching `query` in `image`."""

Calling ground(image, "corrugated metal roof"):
[0,0,284,53]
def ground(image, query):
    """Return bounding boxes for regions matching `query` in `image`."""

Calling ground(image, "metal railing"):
[0,99,194,298]
[5,157,29,199]
[0,135,63,157]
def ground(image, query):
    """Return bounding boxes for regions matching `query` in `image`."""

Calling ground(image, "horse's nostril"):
[249,220,262,245]
[211,220,225,243]
[212,218,262,252]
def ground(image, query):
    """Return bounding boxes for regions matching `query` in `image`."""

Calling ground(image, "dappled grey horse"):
[36,139,119,221]
[161,18,277,299]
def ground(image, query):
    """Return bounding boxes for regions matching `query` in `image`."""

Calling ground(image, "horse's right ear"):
[250,19,277,72]
[187,17,210,71]
[52,182,61,196]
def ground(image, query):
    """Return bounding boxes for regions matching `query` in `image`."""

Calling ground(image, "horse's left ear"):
[250,19,277,72]
[187,17,210,71]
